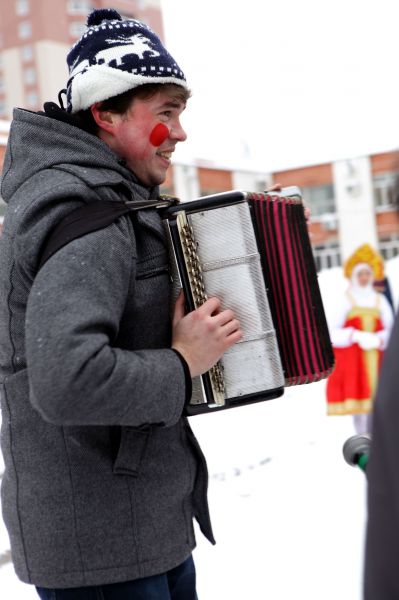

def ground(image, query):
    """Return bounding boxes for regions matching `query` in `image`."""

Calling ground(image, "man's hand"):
[265,183,282,193]
[172,292,242,378]
[266,182,311,225]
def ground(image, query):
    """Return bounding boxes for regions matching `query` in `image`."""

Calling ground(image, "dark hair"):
[74,83,191,135]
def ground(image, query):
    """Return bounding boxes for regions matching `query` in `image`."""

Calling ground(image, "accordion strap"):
[37,197,175,271]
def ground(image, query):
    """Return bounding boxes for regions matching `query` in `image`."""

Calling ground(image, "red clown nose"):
[149,123,169,147]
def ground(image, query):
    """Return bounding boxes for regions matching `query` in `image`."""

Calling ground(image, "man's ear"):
[91,103,118,135]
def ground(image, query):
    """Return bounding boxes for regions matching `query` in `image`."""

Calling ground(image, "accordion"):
[162,188,334,416]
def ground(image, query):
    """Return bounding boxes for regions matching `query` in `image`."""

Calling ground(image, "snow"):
[1,260,396,599]
[191,384,367,600]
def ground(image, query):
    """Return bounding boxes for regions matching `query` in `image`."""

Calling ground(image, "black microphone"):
[342,433,372,472]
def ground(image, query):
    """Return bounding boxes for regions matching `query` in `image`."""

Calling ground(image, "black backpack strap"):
[37,197,177,272]
[37,200,130,271]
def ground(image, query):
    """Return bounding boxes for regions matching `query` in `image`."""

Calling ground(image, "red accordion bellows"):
[250,192,334,385]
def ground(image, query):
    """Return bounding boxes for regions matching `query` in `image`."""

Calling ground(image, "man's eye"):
[161,111,172,118]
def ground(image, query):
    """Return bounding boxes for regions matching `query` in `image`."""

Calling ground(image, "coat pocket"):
[113,426,151,477]
[136,263,170,280]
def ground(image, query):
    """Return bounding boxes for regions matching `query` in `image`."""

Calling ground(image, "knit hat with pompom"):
[66,8,188,113]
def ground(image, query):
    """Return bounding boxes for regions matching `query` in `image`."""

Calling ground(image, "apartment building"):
[165,152,399,271]
[0,0,163,119]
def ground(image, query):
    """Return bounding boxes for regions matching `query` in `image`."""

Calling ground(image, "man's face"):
[110,88,187,187]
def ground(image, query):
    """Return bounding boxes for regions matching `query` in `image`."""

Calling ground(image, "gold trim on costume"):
[346,305,381,331]
[327,398,373,416]
[348,305,381,402]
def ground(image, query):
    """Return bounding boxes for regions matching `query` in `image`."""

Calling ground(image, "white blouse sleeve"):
[327,295,354,348]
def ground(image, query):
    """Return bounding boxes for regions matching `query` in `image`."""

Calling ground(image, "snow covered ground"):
[192,383,367,600]
[1,260,397,599]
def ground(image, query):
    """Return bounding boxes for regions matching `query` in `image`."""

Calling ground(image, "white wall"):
[0,119,10,146]
[1,48,24,118]
[232,170,272,193]
[333,156,378,261]
[172,163,200,203]
[36,41,70,107]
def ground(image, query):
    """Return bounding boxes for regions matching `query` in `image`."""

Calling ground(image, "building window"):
[26,90,38,107]
[69,22,87,39]
[67,0,93,14]
[254,178,270,193]
[120,12,136,20]
[21,44,33,62]
[24,67,36,85]
[313,243,341,272]
[374,174,399,211]
[302,184,336,217]
[16,0,29,16]
[379,235,399,261]
[18,21,32,39]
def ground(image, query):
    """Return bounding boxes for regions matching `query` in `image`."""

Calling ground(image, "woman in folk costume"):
[326,244,394,434]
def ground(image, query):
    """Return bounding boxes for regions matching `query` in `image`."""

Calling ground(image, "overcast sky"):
[160,0,399,172]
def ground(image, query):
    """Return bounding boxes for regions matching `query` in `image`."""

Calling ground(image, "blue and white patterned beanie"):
[66,8,188,113]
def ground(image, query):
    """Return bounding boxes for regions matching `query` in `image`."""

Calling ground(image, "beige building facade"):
[0,0,164,119]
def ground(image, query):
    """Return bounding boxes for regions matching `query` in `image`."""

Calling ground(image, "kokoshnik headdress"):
[344,243,385,281]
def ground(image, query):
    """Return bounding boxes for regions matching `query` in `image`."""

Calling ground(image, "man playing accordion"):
[0,8,242,600]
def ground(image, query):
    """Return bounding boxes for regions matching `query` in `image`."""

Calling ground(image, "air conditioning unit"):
[323,218,338,231]
[255,179,271,193]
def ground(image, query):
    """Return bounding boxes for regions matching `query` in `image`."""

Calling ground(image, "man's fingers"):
[213,308,235,327]
[221,318,242,339]
[199,296,221,316]
[172,290,185,326]
[266,182,282,192]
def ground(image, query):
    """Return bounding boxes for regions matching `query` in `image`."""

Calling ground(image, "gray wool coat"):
[0,108,214,588]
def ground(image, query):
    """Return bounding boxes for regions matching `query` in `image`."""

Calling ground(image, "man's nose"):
[170,119,187,142]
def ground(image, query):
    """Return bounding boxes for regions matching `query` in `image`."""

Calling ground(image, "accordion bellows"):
[163,189,334,415]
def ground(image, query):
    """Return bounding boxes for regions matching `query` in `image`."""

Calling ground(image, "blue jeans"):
[36,555,198,600]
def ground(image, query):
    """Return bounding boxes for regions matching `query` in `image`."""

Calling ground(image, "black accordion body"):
[162,188,334,416]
